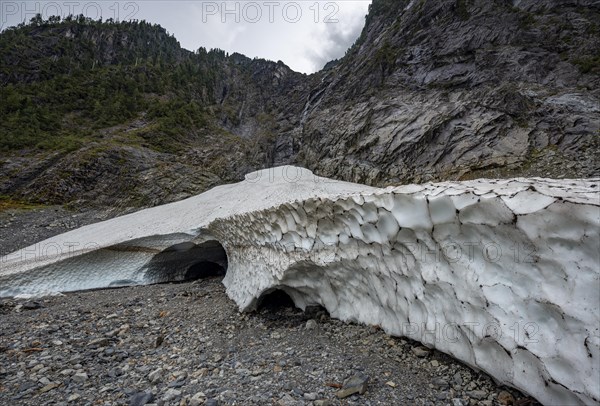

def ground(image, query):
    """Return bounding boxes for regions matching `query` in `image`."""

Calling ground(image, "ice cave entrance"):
[257,289,296,310]
[184,260,226,280]
[144,240,228,284]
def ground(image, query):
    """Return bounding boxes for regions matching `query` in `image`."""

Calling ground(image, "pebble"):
[22,301,42,310]
[72,372,88,384]
[189,392,206,406]
[39,383,60,393]
[303,392,317,400]
[336,372,369,399]
[412,346,431,358]
[433,377,449,389]
[498,390,516,405]
[467,389,488,400]
[89,337,110,347]
[162,388,181,402]
[148,368,163,384]
[129,391,154,406]
[305,319,318,330]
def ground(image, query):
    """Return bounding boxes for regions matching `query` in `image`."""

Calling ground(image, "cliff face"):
[284,0,600,185]
[1,0,598,209]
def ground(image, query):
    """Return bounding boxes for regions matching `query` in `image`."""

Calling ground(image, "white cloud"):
[299,1,369,71]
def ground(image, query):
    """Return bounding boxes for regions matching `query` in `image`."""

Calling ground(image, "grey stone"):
[467,390,488,400]
[148,368,163,384]
[71,373,88,384]
[412,347,431,358]
[22,301,42,310]
[305,320,318,330]
[162,388,181,402]
[129,391,154,406]
[432,378,449,389]
[336,373,369,399]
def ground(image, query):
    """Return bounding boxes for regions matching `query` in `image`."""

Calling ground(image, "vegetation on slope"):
[0,15,232,152]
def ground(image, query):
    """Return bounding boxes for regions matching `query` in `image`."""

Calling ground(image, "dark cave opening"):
[144,240,228,284]
[257,289,296,310]
[184,260,226,281]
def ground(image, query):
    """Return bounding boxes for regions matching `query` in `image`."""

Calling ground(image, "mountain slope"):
[284,0,600,184]
[0,17,307,207]
[0,0,598,210]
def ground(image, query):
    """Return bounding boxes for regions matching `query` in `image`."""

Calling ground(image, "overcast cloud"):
[1,1,372,73]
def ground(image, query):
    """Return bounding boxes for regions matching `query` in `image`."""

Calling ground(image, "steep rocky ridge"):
[285,0,600,184]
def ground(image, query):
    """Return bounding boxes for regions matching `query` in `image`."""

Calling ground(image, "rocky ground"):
[0,278,539,406]
[0,206,540,406]
[0,206,122,256]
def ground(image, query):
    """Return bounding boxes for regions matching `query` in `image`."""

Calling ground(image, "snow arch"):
[1,167,598,405]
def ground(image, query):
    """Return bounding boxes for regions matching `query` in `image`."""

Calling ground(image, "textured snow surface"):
[1,166,599,405]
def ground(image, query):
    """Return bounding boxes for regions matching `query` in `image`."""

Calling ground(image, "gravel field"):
[0,206,118,256]
[0,278,538,406]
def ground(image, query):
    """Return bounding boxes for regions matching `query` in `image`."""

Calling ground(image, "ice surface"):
[1,166,598,405]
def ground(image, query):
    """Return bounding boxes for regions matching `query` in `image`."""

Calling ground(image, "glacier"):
[0,166,598,405]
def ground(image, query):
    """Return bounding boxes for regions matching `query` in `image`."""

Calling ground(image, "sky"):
[0,1,372,73]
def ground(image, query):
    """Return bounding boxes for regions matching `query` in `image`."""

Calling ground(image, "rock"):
[22,301,42,310]
[336,373,369,399]
[39,382,60,393]
[204,399,218,406]
[162,388,181,402]
[412,346,430,358]
[18,381,37,392]
[430,360,439,367]
[314,401,331,406]
[432,378,449,389]
[436,392,448,400]
[72,372,88,384]
[303,392,317,400]
[452,399,465,406]
[452,373,463,386]
[385,381,397,388]
[148,368,163,384]
[305,319,318,330]
[89,337,110,347]
[189,392,206,406]
[498,390,515,405]
[167,379,185,388]
[154,334,164,348]
[129,391,154,406]
[467,390,488,400]
[38,377,51,385]
[277,394,296,406]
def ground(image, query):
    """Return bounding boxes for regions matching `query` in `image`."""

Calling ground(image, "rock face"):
[287,0,600,185]
[1,166,598,405]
